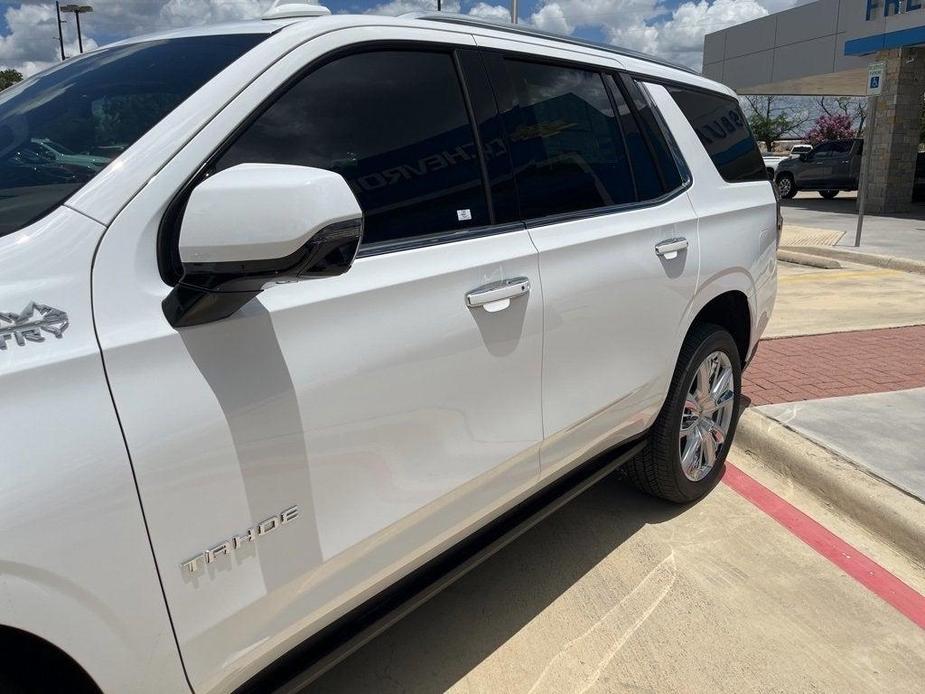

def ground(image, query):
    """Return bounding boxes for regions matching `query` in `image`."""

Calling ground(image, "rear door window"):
[214,50,489,247]
[667,86,766,183]
[496,59,636,219]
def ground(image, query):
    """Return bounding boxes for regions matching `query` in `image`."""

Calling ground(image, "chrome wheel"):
[679,351,735,482]
[777,177,792,197]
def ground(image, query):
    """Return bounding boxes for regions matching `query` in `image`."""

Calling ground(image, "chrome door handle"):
[466,277,531,311]
[655,237,688,259]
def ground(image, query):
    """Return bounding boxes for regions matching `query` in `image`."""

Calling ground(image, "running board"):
[236,435,648,694]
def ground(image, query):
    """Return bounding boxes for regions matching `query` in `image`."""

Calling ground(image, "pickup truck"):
[775,138,862,199]
[762,153,789,180]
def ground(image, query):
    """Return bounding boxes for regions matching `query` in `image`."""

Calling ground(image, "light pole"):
[60,4,93,54]
[55,2,66,61]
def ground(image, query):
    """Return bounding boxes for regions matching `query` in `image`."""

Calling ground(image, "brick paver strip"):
[744,325,925,406]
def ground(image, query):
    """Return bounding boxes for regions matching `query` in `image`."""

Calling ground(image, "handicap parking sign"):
[867,62,885,95]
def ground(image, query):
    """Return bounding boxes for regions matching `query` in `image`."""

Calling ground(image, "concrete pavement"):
[782,192,925,261]
[311,469,925,694]
[760,388,925,503]
[766,260,925,337]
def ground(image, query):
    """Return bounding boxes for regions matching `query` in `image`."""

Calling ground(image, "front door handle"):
[466,277,530,312]
[655,237,688,259]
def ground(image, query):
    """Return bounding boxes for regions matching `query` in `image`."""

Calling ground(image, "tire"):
[776,174,797,198]
[622,323,742,504]
[819,190,839,199]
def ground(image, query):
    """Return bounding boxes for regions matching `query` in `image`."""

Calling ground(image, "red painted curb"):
[722,462,925,630]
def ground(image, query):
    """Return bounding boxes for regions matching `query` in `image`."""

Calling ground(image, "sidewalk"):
[744,325,925,502]
[781,192,925,262]
[739,207,925,523]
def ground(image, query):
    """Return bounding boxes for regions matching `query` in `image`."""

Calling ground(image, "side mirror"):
[162,163,363,328]
[798,153,807,162]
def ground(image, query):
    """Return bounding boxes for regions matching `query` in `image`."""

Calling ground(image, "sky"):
[0,0,808,77]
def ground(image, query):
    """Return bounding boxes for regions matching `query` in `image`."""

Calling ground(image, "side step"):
[235,436,648,694]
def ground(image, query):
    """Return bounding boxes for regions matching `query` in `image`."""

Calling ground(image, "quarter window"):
[500,60,635,219]
[667,86,767,183]
[215,50,489,246]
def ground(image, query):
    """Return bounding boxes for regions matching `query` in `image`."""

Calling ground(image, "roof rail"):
[402,12,699,76]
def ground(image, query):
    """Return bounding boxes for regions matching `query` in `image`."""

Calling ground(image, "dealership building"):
[702,0,924,213]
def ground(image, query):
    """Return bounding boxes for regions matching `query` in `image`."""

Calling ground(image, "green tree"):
[0,68,23,91]
[742,96,809,152]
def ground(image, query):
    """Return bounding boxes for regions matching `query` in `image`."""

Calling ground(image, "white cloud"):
[526,0,800,70]
[0,1,274,77]
[1,0,806,78]
[365,0,512,21]
[0,3,97,76]
[467,2,512,21]
[366,0,461,15]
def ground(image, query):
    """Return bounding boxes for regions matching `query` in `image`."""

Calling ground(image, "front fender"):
[0,208,188,694]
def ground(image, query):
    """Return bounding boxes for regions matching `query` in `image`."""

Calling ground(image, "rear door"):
[479,47,701,476]
[91,32,543,693]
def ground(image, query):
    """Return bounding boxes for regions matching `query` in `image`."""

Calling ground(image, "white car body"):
[0,10,777,693]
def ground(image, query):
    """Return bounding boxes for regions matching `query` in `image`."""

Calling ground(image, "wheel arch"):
[684,290,752,367]
[0,625,100,692]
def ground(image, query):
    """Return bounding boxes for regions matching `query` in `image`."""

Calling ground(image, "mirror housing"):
[799,153,808,162]
[163,164,363,328]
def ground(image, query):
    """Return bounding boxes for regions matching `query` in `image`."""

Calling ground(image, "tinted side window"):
[667,86,766,183]
[618,76,684,194]
[215,51,488,246]
[606,76,671,200]
[500,60,635,219]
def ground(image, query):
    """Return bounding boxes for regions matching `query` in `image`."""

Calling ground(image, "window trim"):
[523,183,689,230]
[357,221,526,258]
[157,40,502,286]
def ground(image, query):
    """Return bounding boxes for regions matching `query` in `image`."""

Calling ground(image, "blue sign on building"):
[867,0,923,21]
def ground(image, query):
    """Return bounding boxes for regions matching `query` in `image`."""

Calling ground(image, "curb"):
[731,408,925,566]
[784,245,925,276]
[777,249,841,269]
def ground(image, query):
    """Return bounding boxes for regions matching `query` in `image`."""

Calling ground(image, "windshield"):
[0,33,266,238]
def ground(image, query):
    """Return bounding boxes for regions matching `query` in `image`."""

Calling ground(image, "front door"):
[92,38,543,693]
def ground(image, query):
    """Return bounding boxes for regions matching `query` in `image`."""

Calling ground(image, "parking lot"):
[312,225,925,693]
[313,455,925,693]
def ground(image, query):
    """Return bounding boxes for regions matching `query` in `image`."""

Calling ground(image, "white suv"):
[0,7,777,693]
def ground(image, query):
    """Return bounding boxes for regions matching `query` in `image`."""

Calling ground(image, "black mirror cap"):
[162,218,363,328]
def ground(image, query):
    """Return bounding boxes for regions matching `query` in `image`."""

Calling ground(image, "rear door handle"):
[466,277,530,312]
[655,238,688,259]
